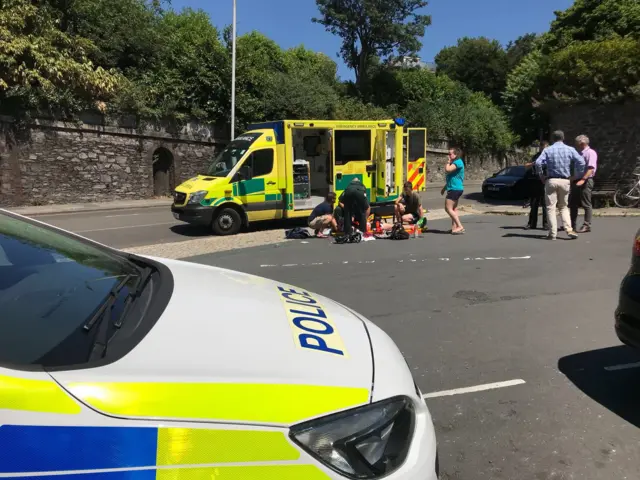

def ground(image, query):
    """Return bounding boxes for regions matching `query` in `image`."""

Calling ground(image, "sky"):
[171,0,574,80]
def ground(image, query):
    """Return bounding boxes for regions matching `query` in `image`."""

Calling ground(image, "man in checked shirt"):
[535,130,586,240]
[570,135,598,233]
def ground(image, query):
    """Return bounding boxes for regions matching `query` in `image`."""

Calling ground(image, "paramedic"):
[340,178,370,235]
[308,192,338,237]
[395,181,424,224]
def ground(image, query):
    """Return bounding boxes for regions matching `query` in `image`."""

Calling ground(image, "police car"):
[0,209,439,480]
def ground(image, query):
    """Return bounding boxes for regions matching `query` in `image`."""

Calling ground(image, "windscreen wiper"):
[83,274,133,332]
[84,274,133,361]
[85,266,154,361]
[113,266,153,328]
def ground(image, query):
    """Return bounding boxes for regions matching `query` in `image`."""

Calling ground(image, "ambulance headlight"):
[290,396,414,479]
[187,191,208,204]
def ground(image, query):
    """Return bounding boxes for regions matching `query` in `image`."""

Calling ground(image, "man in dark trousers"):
[339,178,370,235]
[525,141,549,230]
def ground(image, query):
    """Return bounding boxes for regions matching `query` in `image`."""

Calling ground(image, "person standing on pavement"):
[441,148,465,235]
[339,178,370,235]
[535,130,586,240]
[525,141,549,230]
[570,135,597,233]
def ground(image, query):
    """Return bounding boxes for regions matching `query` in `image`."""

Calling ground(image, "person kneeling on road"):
[395,181,424,224]
[308,192,338,238]
[339,178,370,235]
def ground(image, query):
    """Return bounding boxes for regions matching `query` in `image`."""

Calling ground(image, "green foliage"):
[502,50,548,145]
[53,0,163,72]
[541,0,640,52]
[332,96,390,120]
[365,65,515,153]
[543,37,640,102]
[113,8,228,122]
[434,37,509,105]
[313,0,431,94]
[501,0,640,144]
[264,48,339,122]
[0,0,123,116]
[506,33,539,70]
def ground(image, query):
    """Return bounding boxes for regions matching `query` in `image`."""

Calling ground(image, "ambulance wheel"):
[212,207,242,236]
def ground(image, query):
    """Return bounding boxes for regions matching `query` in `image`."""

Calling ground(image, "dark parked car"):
[615,228,640,348]
[482,165,540,200]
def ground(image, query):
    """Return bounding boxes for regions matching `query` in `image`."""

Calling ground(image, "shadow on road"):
[502,232,550,240]
[464,191,527,207]
[559,346,640,428]
[170,217,308,238]
[170,224,211,238]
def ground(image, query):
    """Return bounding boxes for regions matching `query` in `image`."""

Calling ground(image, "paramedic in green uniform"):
[339,178,370,235]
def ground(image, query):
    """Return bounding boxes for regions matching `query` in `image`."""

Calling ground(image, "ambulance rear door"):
[407,128,427,191]
[331,128,374,203]
[373,129,388,201]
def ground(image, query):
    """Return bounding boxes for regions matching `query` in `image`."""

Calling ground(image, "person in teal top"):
[440,147,465,234]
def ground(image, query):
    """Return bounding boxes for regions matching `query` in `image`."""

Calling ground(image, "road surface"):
[183,215,640,480]
[29,184,485,248]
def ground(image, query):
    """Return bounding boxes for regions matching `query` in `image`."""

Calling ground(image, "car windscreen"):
[497,166,526,177]
[0,213,142,366]
[206,132,263,177]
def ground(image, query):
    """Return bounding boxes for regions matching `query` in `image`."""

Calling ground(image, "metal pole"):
[231,0,236,141]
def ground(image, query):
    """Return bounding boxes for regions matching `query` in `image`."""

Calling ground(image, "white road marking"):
[604,362,640,371]
[76,222,177,233]
[259,256,533,268]
[104,213,141,218]
[465,256,531,261]
[422,379,526,399]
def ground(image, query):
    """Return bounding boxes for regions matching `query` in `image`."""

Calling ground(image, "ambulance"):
[0,209,439,479]
[171,119,427,235]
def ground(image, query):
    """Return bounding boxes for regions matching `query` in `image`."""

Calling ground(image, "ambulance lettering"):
[277,286,349,358]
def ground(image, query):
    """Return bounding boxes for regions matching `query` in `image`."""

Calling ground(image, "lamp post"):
[230,0,237,141]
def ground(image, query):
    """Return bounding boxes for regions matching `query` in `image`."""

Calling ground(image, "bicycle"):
[614,173,640,208]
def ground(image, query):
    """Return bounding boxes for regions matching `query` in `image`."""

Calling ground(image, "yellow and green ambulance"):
[171,119,427,235]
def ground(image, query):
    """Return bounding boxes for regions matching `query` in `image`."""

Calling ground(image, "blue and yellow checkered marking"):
[0,425,301,474]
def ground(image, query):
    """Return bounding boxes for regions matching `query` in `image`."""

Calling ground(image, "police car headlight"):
[290,396,414,479]
[187,191,208,204]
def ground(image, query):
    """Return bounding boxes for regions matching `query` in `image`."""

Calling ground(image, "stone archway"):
[152,147,175,197]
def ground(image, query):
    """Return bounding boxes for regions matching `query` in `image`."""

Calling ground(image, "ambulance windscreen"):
[207,132,263,177]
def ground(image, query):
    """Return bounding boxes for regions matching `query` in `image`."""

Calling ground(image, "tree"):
[113,8,229,121]
[502,51,548,145]
[264,47,339,120]
[506,33,539,70]
[0,0,123,116]
[541,0,640,52]
[312,0,431,96]
[543,37,640,103]
[56,0,163,73]
[434,37,509,104]
[403,75,515,154]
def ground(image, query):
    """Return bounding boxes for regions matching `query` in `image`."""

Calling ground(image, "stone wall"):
[549,101,640,180]
[0,115,227,207]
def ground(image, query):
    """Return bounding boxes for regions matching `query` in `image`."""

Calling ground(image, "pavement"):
[181,214,640,480]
